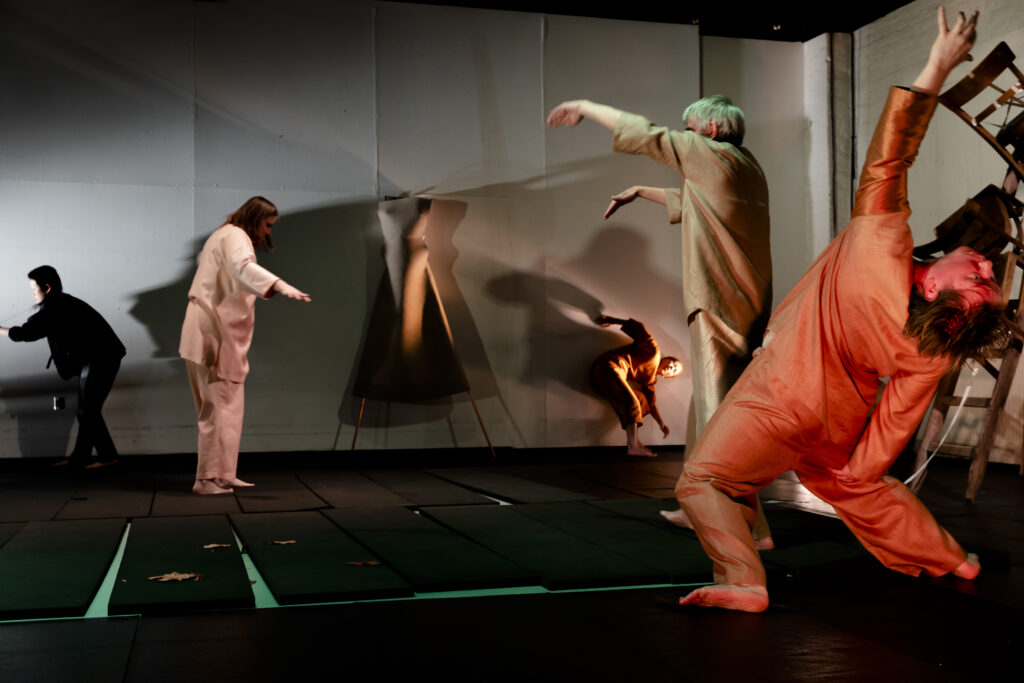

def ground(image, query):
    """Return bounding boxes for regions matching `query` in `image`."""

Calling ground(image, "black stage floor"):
[0,448,1021,682]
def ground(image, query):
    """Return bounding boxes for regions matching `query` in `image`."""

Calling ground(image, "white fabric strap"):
[904,363,979,486]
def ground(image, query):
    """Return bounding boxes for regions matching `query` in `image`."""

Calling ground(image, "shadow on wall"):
[483,225,681,390]
[484,225,685,439]
[124,196,513,451]
[127,199,381,420]
[0,375,78,459]
[557,224,684,351]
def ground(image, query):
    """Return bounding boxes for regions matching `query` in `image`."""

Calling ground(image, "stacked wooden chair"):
[911,42,1024,501]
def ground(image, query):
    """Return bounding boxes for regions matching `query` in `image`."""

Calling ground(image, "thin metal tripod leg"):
[350,397,367,451]
[466,389,496,458]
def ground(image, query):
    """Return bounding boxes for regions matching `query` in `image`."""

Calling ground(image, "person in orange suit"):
[589,316,682,456]
[672,8,1012,612]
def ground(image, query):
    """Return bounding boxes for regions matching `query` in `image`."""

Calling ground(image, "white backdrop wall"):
[0,0,731,457]
[703,36,814,310]
[854,0,1024,464]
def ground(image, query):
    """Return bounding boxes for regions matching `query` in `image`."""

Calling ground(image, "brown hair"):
[224,196,278,251]
[904,288,1013,366]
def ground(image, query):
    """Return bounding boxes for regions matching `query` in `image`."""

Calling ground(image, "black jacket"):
[8,293,126,380]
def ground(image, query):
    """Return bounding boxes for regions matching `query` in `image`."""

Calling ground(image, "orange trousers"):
[676,387,967,587]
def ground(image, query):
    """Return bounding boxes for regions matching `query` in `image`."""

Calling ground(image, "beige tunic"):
[612,112,772,338]
[179,225,280,383]
[612,113,772,436]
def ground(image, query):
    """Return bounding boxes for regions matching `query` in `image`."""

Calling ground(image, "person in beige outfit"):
[547,89,773,546]
[179,196,310,495]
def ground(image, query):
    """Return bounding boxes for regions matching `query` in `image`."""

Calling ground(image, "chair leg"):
[967,341,1022,501]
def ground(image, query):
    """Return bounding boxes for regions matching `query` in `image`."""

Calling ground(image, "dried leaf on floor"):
[347,560,382,567]
[266,540,297,545]
[148,571,203,582]
[203,543,231,550]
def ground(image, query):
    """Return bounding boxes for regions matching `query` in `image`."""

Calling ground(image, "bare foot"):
[659,508,694,530]
[84,458,118,469]
[755,536,775,551]
[626,445,657,457]
[679,584,769,613]
[214,477,254,488]
[952,553,980,579]
[192,479,234,495]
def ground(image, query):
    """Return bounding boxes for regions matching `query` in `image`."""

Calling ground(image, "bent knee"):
[675,461,714,499]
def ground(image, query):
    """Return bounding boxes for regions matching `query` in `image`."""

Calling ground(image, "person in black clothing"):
[1,266,126,468]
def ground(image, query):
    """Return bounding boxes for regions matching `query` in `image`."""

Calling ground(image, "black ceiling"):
[408,1,914,42]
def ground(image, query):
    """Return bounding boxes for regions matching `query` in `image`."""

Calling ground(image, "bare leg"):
[680,584,769,613]
[625,423,656,457]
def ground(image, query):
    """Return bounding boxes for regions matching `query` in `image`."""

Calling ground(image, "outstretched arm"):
[272,280,311,302]
[594,314,628,327]
[912,8,978,95]
[547,100,624,131]
[604,186,667,219]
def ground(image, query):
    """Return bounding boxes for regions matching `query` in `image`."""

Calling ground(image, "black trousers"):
[69,357,120,462]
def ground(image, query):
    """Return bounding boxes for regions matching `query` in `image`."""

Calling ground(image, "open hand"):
[275,281,311,302]
[604,187,641,219]
[931,7,978,70]
[547,100,585,127]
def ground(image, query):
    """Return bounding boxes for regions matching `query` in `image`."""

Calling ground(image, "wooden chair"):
[909,41,1024,501]
[911,185,1024,501]
[939,41,1024,182]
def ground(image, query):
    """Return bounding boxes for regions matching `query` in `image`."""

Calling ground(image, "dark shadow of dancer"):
[0,376,78,459]
[129,236,205,360]
[557,225,684,334]
[484,225,685,441]
[485,267,617,392]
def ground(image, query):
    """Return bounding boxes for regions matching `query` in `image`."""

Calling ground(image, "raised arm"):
[547,100,624,131]
[594,314,628,327]
[852,8,978,218]
[912,8,978,95]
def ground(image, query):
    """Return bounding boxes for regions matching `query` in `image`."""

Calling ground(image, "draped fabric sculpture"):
[351,197,492,453]
[354,197,469,401]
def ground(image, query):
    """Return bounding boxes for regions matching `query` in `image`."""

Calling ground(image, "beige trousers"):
[686,310,772,542]
[186,360,245,481]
